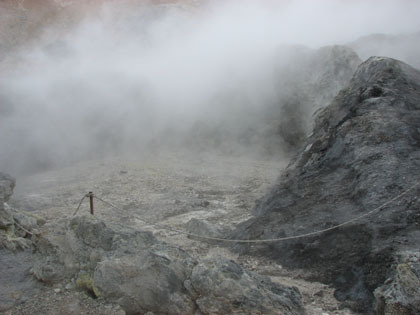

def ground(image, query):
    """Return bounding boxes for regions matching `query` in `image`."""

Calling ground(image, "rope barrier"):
[14,220,34,236]
[74,181,420,243]
[4,206,36,236]
[73,194,89,216]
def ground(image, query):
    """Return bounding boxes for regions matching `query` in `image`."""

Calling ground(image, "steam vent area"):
[1,1,420,315]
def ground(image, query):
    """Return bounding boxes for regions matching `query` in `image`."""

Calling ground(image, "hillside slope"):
[234,57,420,313]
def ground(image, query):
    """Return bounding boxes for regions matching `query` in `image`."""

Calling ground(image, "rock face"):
[0,172,42,311]
[234,57,420,312]
[33,216,305,315]
[0,172,15,205]
[1,172,37,250]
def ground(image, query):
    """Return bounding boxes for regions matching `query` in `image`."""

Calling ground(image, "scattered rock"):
[33,216,305,314]
[65,282,75,290]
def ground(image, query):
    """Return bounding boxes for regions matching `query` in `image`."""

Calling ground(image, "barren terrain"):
[6,150,358,314]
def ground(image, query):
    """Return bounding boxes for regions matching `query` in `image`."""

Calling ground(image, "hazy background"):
[1,0,420,175]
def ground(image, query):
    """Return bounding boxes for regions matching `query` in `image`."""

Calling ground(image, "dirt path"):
[7,151,359,314]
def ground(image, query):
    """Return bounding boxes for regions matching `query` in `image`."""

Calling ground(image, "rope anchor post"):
[88,192,94,215]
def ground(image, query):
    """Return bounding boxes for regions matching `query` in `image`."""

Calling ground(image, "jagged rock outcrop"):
[234,57,420,313]
[33,216,305,315]
[0,172,38,250]
[0,172,42,311]
[0,172,15,205]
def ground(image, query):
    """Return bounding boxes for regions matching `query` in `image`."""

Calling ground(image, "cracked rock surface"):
[33,215,305,315]
[234,57,420,313]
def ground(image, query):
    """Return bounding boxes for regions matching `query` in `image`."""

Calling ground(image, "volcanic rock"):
[234,57,420,313]
[374,251,420,314]
[1,172,35,250]
[33,215,305,315]
[0,172,15,205]
[0,172,42,311]
[186,218,227,240]
[187,256,304,315]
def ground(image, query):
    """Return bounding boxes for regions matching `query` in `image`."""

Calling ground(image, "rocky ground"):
[3,150,358,314]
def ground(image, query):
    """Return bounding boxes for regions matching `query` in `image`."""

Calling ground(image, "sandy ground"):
[6,150,359,315]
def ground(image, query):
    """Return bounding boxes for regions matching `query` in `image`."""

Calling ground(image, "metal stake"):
[89,192,94,215]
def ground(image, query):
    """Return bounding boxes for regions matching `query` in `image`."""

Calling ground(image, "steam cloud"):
[1,0,420,175]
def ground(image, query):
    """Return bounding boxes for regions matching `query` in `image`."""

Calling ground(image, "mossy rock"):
[76,273,101,298]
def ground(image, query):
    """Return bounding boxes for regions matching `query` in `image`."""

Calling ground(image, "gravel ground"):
[5,150,359,314]
[5,286,125,315]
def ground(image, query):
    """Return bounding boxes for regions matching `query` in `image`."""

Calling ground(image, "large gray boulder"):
[234,57,420,313]
[187,257,303,315]
[33,216,305,315]
[93,247,196,315]
[186,218,228,242]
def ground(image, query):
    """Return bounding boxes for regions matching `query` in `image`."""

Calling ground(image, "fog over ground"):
[1,0,420,175]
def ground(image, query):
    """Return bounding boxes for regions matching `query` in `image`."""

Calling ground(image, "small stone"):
[54,288,61,293]
[313,290,324,297]
[409,256,418,263]
[65,283,74,290]
[384,278,393,285]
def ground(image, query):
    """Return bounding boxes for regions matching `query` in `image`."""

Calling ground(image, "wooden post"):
[89,192,94,215]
